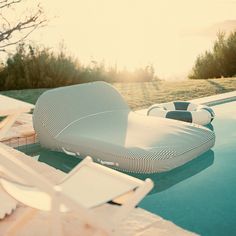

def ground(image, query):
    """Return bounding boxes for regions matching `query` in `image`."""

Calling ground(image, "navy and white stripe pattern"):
[147,101,215,125]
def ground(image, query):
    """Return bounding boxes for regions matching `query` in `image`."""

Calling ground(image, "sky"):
[23,0,236,79]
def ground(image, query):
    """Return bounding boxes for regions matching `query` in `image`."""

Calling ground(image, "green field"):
[1,77,236,110]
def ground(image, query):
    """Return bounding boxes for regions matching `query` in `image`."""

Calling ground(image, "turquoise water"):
[139,101,236,236]
[19,100,236,236]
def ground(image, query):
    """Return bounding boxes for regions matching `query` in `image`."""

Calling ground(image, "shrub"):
[0,44,158,90]
[0,44,80,90]
[189,31,236,79]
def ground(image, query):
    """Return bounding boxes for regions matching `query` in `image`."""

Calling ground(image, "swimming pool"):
[18,100,236,236]
[140,100,236,236]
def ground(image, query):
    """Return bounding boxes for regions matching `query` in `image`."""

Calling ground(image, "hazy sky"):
[31,0,236,79]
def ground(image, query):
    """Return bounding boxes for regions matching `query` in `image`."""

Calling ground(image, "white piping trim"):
[62,147,76,156]
[55,109,129,138]
[62,147,80,156]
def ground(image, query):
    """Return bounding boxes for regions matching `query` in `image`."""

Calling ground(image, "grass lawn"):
[1,77,236,110]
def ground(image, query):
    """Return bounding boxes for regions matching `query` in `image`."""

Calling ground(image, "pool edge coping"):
[136,90,236,114]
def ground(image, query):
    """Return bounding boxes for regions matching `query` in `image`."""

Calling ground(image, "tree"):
[0,0,47,52]
[189,30,236,79]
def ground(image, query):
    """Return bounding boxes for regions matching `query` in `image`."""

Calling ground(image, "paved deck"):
[0,113,36,147]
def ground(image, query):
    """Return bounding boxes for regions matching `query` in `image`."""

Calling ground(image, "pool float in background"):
[147,101,215,126]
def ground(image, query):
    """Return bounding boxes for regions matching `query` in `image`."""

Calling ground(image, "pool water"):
[18,100,236,236]
[140,101,236,236]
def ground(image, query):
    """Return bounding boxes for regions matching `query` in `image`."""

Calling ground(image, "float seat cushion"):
[33,82,215,173]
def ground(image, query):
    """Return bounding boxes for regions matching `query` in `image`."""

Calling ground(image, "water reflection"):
[130,150,214,194]
[205,123,214,131]
[38,149,81,173]
[21,143,214,194]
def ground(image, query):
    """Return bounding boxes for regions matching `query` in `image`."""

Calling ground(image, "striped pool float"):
[147,101,215,125]
[33,82,215,173]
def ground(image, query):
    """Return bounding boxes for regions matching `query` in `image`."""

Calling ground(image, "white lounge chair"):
[0,95,34,141]
[33,81,215,173]
[0,146,153,236]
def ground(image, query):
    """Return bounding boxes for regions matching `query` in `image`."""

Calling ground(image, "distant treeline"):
[0,44,158,90]
[189,31,236,79]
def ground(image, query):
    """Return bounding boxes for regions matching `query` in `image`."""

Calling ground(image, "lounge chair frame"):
[0,145,153,236]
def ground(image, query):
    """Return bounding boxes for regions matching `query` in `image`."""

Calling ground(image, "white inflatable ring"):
[147,101,215,125]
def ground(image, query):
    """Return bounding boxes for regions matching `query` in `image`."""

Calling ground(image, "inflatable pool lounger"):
[33,82,215,173]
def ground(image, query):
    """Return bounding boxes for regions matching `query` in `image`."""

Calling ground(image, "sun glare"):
[34,0,236,79]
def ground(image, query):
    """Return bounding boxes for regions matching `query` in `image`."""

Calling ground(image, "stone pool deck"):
[0,113,37,147]
[0,99,198,235]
